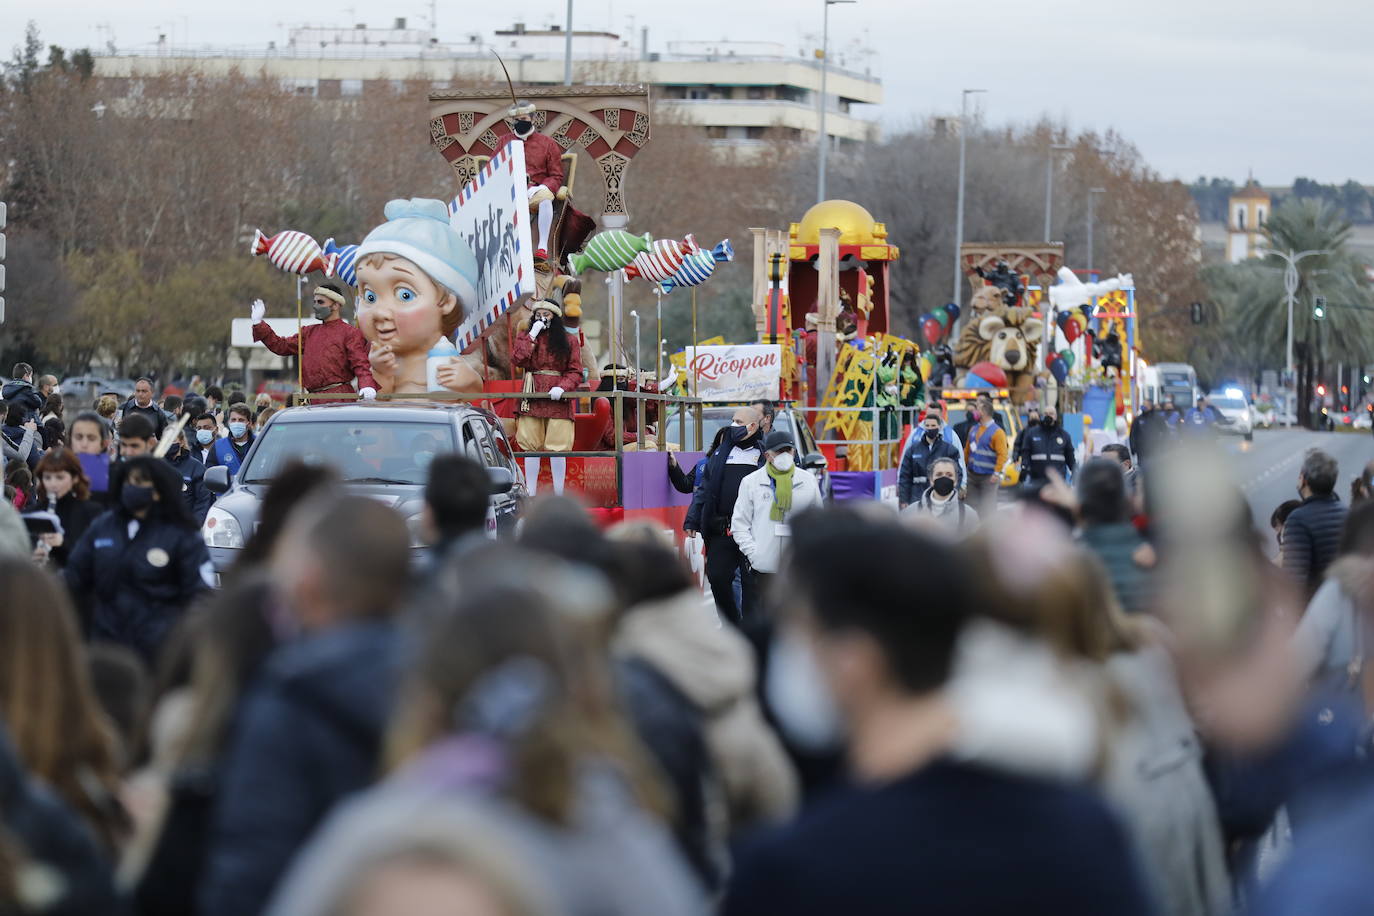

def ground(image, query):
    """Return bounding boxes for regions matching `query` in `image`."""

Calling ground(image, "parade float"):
[241,64,1150,521]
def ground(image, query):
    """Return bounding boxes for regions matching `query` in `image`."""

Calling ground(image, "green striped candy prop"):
[568,230,653,275]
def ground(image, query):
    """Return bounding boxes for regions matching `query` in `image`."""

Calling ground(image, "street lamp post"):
[1257,247,1332,378]
[1043,143,1072,241]
[816,0,856,204]
[1086,187,1106,273]
[563,0,574,85]
[952,88,986,308]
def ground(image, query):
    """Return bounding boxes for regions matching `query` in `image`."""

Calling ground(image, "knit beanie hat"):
[356,199,480,308]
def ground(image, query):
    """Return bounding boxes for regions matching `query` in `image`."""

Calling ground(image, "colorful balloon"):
[1059,349,1075,369]
[968,362,1008,388]
[944,302,961,324]
[568,230,654,275]
[1055,310,1071,330]
[922,317,942,345]
[932,306,950,329]
[251,229,335,276]
[1063,317,1081,344]
[659,239,735,293]
[622,235,696,282]
[323,238,360,288]
[1049,357,1069,385]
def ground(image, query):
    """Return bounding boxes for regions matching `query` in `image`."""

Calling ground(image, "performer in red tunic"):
[512,298,583,495]
[497,100,564,264]
[250,283,378,403]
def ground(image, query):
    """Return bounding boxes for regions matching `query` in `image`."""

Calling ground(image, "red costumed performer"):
[512,298,583,495]
[498,100,564,264]
[250,283,378,403]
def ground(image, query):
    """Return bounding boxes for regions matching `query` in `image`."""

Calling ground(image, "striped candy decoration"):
[659,239,734,293]
[568,230,653,275]
[323,238,361,288]
[251,229,336,276]
[622,234,698,283]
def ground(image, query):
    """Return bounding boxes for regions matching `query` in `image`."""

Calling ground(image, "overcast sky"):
[6,0,1370,185]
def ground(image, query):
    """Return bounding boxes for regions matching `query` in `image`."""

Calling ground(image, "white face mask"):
[771,452,795,473]
[765,631,845,752]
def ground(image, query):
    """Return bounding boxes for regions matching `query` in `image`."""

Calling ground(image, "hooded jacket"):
[166,448,214,524]
[63,503,211,659]
[730,464,822,574]
[200,620,403,916]
[2,377,44,422]
[615,589,798,829]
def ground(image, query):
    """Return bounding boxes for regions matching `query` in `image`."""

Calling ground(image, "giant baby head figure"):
[354,198,482,395]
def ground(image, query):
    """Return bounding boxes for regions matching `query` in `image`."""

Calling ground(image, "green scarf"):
[765,462,793,521]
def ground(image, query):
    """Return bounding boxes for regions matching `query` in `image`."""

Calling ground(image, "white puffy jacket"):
[730,465,822,574]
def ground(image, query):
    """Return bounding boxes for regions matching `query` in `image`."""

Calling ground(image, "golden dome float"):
[788,199,898,262]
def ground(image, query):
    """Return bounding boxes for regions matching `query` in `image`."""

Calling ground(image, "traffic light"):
[1190,301,1203,325]
[1313,296,1327,320]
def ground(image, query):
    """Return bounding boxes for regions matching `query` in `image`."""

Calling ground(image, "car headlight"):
[203,506,245,549]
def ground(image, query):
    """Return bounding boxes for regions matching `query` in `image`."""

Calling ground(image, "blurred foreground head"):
[769,507,972,752]
[386,548,660,823]
[271,493,411,632]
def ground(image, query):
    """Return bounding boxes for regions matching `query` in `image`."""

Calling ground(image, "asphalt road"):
[1224,427,1374,555]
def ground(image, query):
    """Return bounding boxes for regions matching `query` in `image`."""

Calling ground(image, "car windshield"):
[1210,397,1246,410]
[240,419,456,485]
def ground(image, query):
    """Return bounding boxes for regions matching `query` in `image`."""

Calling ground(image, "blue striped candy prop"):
[251,229,336,276]
[622,234,697,283]
[323,238,360,288]
[568,230,653,275]
[658,239,734,293]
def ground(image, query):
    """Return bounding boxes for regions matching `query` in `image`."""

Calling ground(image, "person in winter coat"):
[199,494,412,916]
[512,298,583,496]
[669,427,729,495]
[32,448,104,570]
[268,550,707,916]
[1075,458,1154,615]
[122,377,169,440]
[731,431,822,595]
[961,514,1227,916]
[1293,500,1374,687]
[191,412,220,469]
[63,456,213,661]
[1283,448,1347,597]
[210,403,256,481]
[1129,400,1171,464]
[2,401,40,470]
[898,412,964,508]
[165,424,213,525]
[903,457,978,534]
[610,531,798,840]
[686,407,766,625]
[0,721,119,916]
[964,396,1009,517]
[1011,404,1040,468]
[2,362,45,424]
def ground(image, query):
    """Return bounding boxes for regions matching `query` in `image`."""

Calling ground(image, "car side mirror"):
[487,466,515,495]
[204,465,231,495]
[801,451,827,471]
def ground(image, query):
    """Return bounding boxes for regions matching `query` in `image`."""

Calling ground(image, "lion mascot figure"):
[974,311,1044,405]
[954,285,1032,372]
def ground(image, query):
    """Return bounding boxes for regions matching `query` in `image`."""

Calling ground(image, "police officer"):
[1020,405,1076,492]
[1011,404,1040,469]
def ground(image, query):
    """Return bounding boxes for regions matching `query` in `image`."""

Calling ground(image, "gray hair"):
[1302,449,1338,496]
[930,457,959,476]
